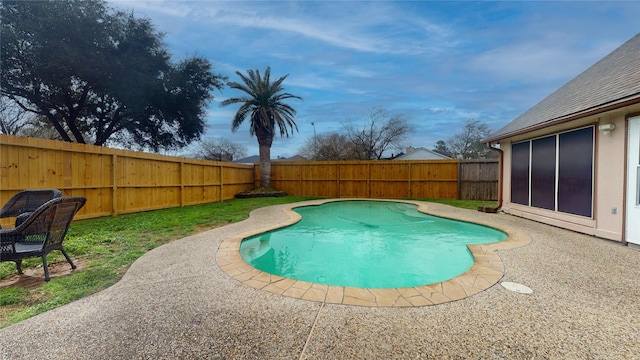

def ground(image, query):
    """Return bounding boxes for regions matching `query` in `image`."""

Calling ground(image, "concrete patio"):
[0,200,638,359]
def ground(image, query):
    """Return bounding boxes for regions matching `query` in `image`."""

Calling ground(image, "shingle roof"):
[393,147,451,160]
[486,33,640,142]
[232,154,307,164]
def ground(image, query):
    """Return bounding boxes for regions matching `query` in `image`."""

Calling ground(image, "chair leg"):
[60,249,77,270]
[42,255,50,282]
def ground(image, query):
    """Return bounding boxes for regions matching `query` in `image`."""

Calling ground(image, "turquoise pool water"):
[239,201,507,288]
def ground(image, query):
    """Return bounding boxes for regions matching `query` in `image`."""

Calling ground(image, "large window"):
[510,126,594,218]
[511,142,530,206]
[531,135,556,211]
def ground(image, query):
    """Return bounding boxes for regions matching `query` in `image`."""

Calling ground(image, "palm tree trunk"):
[256,128,274,188]
[259,143,271,188]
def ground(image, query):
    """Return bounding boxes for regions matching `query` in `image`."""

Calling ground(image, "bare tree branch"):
[193,138,247,161]
[446,119,497,159]
[0,96,33,135]
[344,108,413,160]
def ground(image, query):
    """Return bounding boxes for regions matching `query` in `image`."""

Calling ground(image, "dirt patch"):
[235,188,287,198]
[193,222,230,233]
[0,259,88,289]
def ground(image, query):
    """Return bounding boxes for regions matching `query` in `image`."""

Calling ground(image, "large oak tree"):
[1,0,225,151]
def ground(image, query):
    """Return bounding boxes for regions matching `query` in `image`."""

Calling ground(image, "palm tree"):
[221,67,302,188]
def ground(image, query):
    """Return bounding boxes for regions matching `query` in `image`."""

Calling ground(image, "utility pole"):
[311,122,317,160]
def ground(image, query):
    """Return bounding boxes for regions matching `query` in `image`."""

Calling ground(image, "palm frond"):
[221,66,302,140]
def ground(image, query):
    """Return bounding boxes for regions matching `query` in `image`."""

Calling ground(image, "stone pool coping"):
[216,198,531,307]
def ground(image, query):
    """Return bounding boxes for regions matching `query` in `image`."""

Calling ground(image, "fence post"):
[337,162,341,197]
[408,162,412,198]
[219,163,223,202]
[299,163,303,196]
[367,162,370,198]
[180,161,185,207]
[112,154,118,216]
[457,161,462,200]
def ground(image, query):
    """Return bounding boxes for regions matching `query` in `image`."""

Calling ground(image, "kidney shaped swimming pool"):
[240,200,507,288]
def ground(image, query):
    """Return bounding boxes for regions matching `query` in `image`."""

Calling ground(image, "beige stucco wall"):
[594,114,626,240]
[498,106,640,242]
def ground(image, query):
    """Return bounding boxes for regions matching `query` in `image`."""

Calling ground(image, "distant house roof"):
[277,155,307,162]
[232,154,307,164]
[232,155,260,164]
[393,147,451,160]
[486,33,640,143]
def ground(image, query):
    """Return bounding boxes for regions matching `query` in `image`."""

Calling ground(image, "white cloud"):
[468,39,618,84]
[111,0,195,18]
[114,1,455,56]
[106,0,639,157]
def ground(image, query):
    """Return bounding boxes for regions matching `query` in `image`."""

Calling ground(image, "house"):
[393,147,452,160]
[232,155,260,164]
[232,154,307,164]
[484,33,640,246]
[278,155,307,162]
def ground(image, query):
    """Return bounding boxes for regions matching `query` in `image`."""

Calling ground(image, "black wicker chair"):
[0,189,63,228]
[0,196,86,281]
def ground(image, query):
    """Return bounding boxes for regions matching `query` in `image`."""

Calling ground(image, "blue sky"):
[110,1,639,158]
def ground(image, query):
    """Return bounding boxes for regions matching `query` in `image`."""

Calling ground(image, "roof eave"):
[483,93,640,144]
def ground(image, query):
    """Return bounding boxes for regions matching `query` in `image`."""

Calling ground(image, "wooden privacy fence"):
[0,135,254,226]
[0,134,498,226]
[257,159,498,200]
[458,159,500,200]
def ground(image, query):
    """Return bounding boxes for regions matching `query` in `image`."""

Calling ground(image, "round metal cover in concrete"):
[501,282,533,294]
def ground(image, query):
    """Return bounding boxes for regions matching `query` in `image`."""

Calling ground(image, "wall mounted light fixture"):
[598,123,615,135]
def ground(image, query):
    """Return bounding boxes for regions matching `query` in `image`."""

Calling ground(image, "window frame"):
[510,126,594,218]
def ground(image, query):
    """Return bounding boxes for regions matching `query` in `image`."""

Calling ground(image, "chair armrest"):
[15,212,33,227]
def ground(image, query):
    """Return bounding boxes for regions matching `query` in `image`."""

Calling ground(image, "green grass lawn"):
[0,197,494,328]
